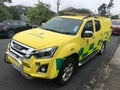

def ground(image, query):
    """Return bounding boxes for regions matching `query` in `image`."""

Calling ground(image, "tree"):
[98,3,107,16]
[9,6,20,19]
[107,0,114,16]
[0,5,13,22]
[0,0,12,3]
[98,0,114,16]
[107,0,114,8]
[27,1,55,25]
[0,3,21,21]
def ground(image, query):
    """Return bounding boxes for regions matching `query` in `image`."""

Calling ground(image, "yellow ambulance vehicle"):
[5,15,112,85]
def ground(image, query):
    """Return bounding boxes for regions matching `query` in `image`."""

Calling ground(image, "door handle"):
[86,39,89,44]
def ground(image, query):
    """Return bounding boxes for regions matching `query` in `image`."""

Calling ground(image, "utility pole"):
[57,0,61,16]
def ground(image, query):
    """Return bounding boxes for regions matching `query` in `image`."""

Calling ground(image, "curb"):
[110,44,120,67]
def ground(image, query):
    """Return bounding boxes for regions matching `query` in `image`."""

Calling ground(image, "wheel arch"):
[57,53,79,72]
[70,53,79,65]
[55,53,79,85]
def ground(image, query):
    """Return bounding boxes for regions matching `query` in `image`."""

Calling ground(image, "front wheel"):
[98,42,106,55]
[7,30,15,38]
[56,57,76,85]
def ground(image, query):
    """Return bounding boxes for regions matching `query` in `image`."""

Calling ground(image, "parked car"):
[0,20,37,38]
[112,20,120,35]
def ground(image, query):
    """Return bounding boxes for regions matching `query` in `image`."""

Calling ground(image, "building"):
[15,5,31,21]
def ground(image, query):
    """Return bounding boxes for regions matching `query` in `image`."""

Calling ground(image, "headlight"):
[33,46,58,59]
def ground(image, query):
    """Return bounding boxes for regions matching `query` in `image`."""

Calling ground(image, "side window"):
[83,20,94,32]
[95,20,101,32]
[14,21,20,26]
[81,20,93,37]
[20,21,27,26]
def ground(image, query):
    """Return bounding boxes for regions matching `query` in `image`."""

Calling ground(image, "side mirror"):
[82,31,93,37]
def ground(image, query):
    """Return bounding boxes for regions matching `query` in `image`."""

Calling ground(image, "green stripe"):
[78,48,84,56]
[93,47,97,51]
[56,58,65,70]
[89,43,94,50]
[82,52,88,58]
[98,40,101,45]
[56,40,102,70]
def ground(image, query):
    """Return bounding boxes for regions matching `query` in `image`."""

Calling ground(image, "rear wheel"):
[7,30,15,38]
[98,42,106,55]
[56,57,76,85]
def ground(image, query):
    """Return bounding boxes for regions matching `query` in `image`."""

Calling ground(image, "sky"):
[6,0,120,15]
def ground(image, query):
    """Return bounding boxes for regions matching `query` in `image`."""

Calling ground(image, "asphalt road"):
[0,36,120,90]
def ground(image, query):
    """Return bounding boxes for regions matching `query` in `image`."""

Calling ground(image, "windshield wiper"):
[61,32,76,35]
[42,27,75,35]
[42,27,62,33]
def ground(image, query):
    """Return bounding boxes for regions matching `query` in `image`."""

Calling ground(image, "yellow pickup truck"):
[4,15,112,85]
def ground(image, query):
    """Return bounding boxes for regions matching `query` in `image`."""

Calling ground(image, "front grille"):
[9,40,35,59]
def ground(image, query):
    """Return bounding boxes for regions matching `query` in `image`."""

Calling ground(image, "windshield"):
[41,17,82,35]
[112,20,120,26]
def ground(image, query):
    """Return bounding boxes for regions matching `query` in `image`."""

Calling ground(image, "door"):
[92,20,103,51]
[79,20,95,60]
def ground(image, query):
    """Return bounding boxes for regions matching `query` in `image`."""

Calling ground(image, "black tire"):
[98,42,106,55]
[7,30,15,38]
[56,57,76,85]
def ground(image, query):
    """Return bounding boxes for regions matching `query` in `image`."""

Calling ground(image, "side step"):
[78,50,99,66]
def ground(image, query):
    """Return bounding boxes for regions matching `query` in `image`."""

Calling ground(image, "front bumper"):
[5,40,58,79]
[5,51,57,79]
[5,51,34,79]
